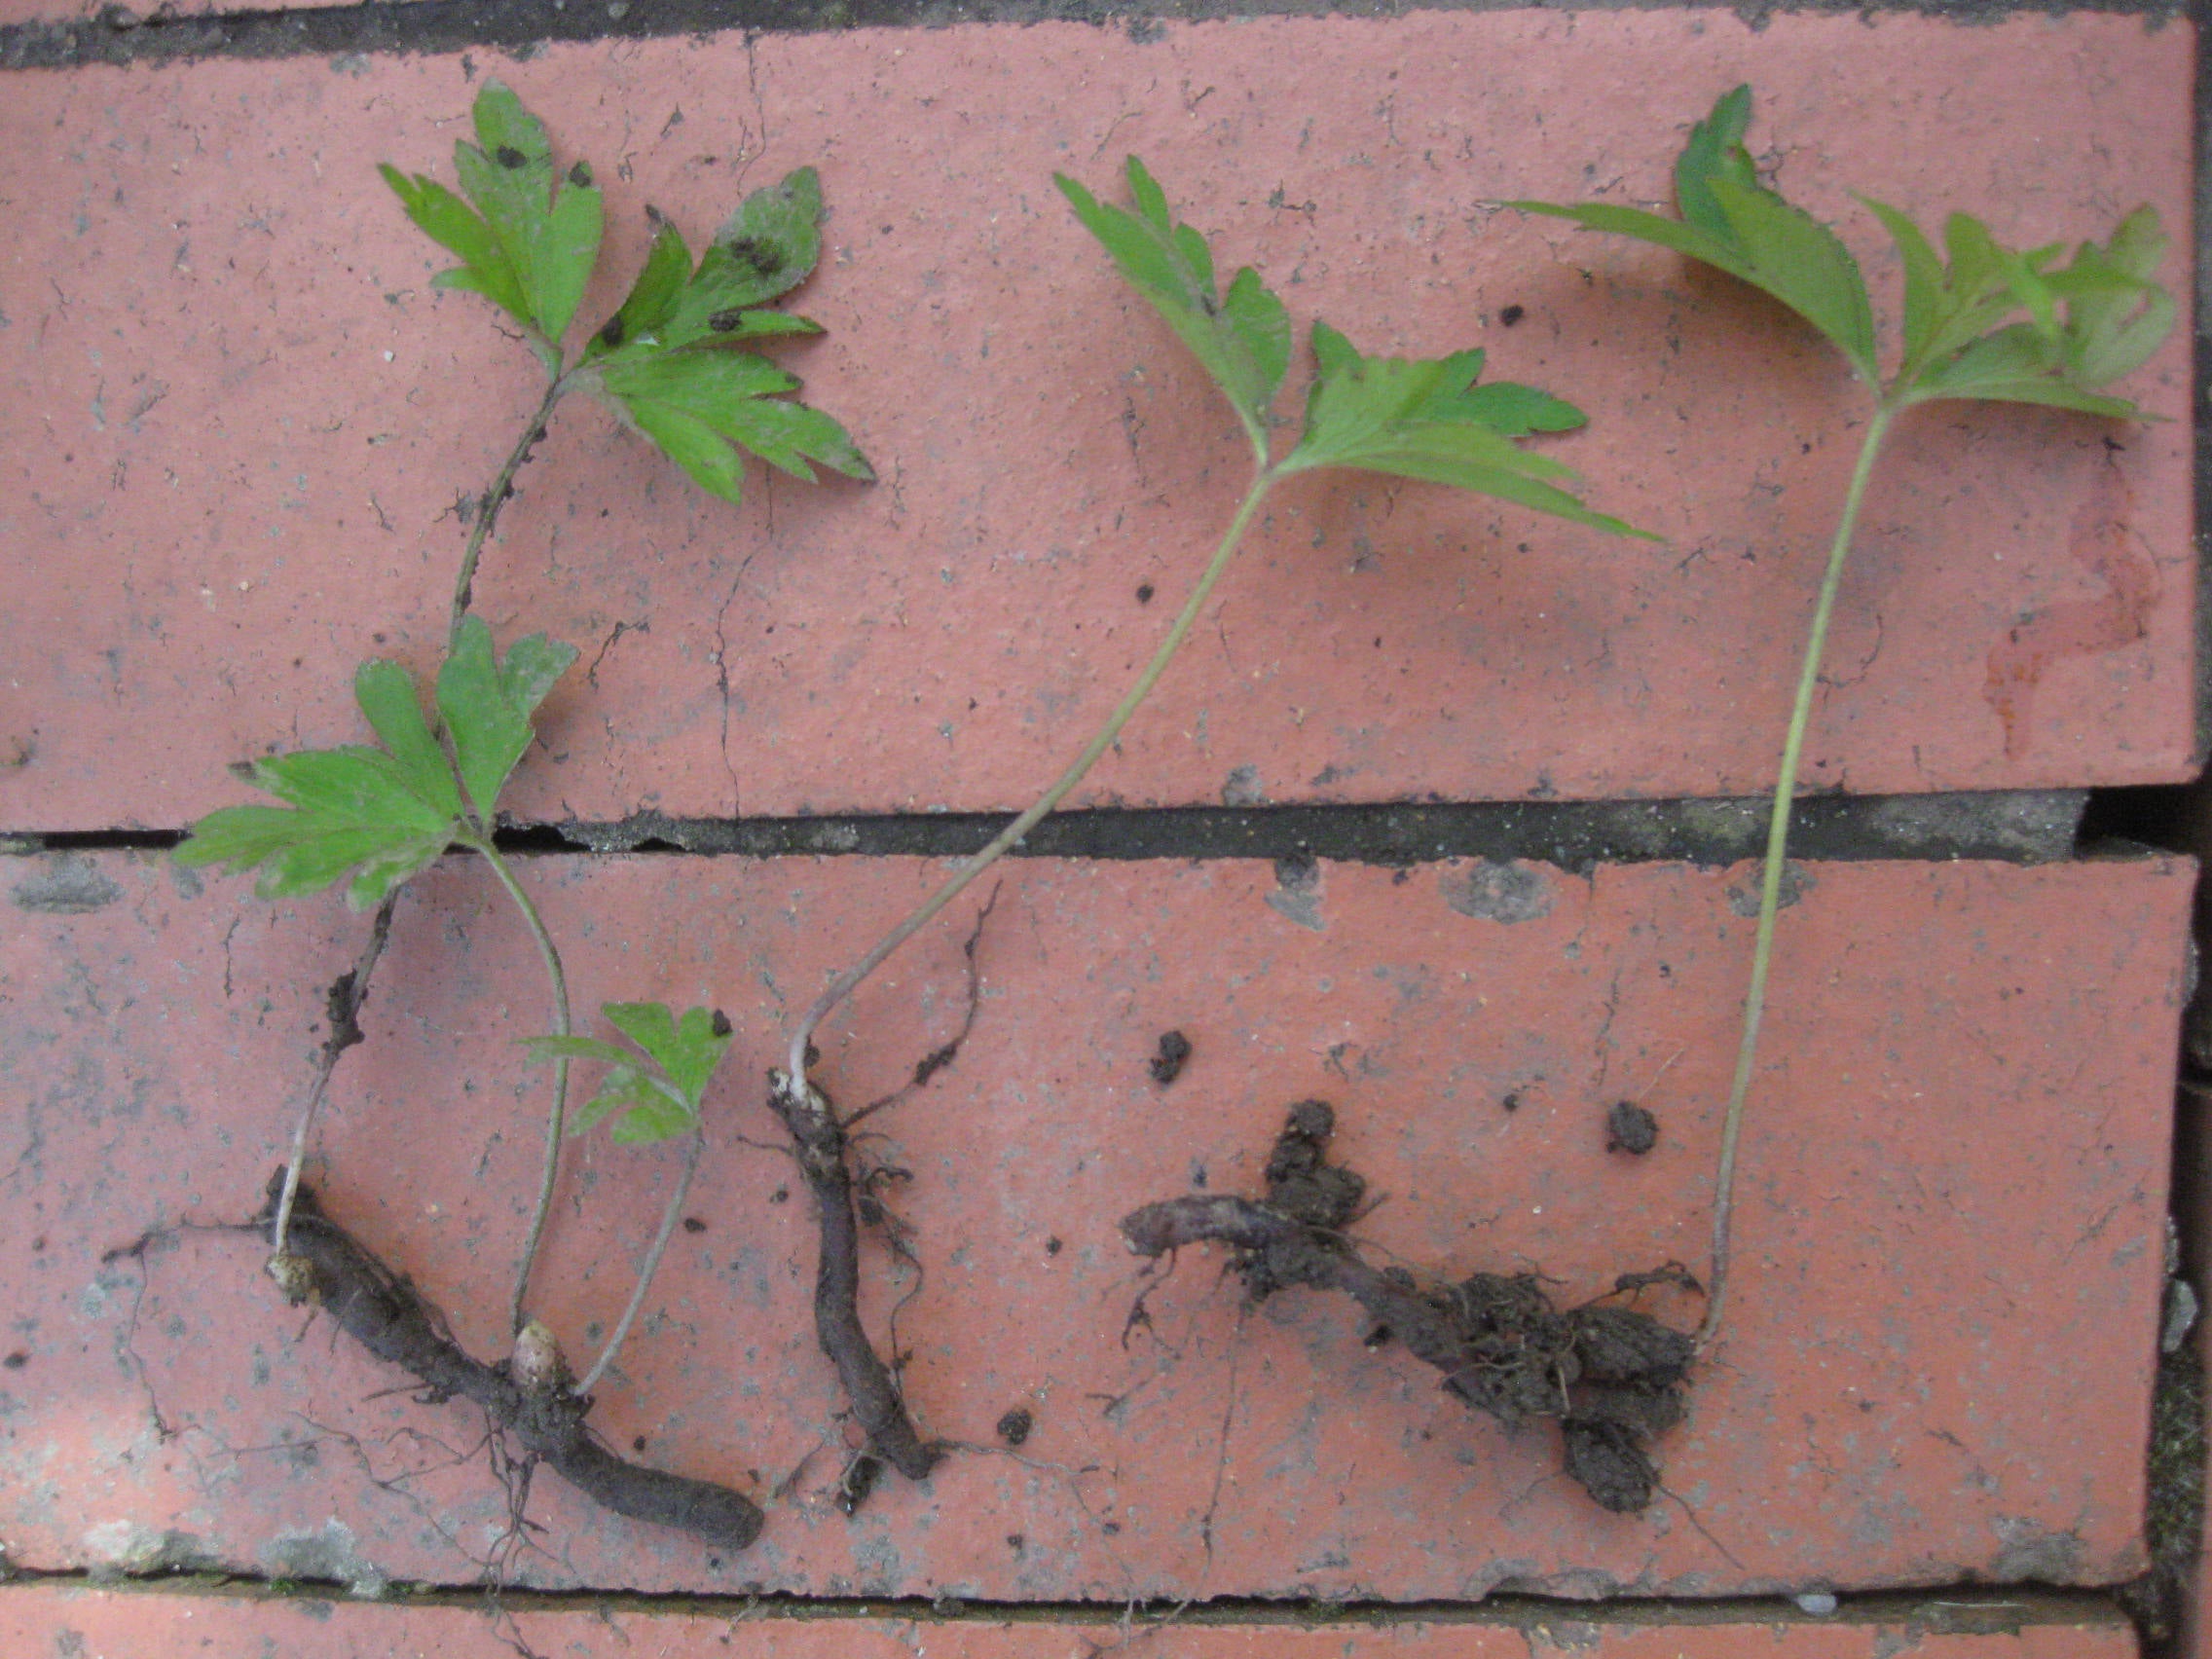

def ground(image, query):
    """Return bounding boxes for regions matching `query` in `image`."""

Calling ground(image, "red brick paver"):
[0,1584,2147,1659]
[0,13,2193,830]
[1,851,2187,1599]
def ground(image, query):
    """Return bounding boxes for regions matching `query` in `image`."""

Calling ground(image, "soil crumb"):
[1606,1101,1659,1155]
[1149,1030,1193,1086]
[995,1407,1034,1447]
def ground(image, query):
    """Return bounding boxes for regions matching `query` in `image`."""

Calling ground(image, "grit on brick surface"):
[0,850,2188,1599]
[0,1584,2147,1659]
[0,12,2194,830]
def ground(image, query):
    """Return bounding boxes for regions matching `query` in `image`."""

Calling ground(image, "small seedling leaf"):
[1056,159,1289,454]
[540,1001,732,1142]
[609,1091,699,1145]
[433,617,578,824]
[174,660,469,910]
[1279,321,1649,537]
[602,1001,733,1113]
[567,1065,665,1137]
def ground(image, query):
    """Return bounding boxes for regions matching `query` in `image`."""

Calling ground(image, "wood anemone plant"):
[767,156,1650,1480]
[1511,85,2174,1347]
[171,82,870,1549]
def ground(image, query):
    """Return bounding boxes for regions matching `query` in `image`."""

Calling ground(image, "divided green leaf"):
[1513,86,2172,418]
[174,625,575,908]
[1056,158,1290,457]
[382,81,603,349]
[1512,85,1878,382]
[525,1001,733,1144]
[1278,322,1651,537]
[434,617,578,824]
[578,169,871,504]
[1876,202,2173,412]
[175,660,461,910]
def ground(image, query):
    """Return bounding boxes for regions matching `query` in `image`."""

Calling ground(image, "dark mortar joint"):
[515,789,2088,868]
[7,789,2096,868]
[0,0,2186,73]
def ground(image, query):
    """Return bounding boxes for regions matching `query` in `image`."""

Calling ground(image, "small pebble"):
[1794,1592,1838,1617]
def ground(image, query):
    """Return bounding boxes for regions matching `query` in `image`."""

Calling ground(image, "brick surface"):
[0,13,2193,831]
[0,1584,2148,1659]
[0,850,2187,1598]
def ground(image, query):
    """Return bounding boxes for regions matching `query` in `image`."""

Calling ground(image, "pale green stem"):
[782,468,1279,1092]
[573,1126,704,1397]
[466,832,575,1334]
[1699,402,1894,1350]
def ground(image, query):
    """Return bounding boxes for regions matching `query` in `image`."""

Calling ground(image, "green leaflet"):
[524,1002,733,1144]
[1514,86,2171,418]
[383,81,603,349]
[435,617,578,823]
[1056,158,1290,459]
[581,170,870,503]
[173,627,575,909]
[1512,86,1876,382]
[1279,322,1651,538]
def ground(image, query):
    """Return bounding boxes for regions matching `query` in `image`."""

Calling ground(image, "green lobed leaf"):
[601,350,873,494]
[574,168,868,503]
[433,616,578,824]
[1055,158,1290,455]
[707,166,824,306]
[1706,178,1876,379]
[538,1001,732,1143]
[567,1066,668,1137]
[586,215,694,359]
[609,1092,699,1145]
[1857,196,1943,365]
[1279,321,1649,538]
[352,658,462,821]
[449,82,604,345]
[2061,205,2175,387]
[173,660,468,911]
[601,1001,733,1112]
[380,166,533,330]
[1889,203,2172,411]
[623,398,748,501]
[1511,87,1878,384]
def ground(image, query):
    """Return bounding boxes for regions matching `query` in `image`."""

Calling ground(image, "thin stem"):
[267,894,398,1262]
[450,374,568,646]
[468,833,575,1334]
[1698,401,1895,1350]
[573,1127,705,1397]
[783,468,1279,1091]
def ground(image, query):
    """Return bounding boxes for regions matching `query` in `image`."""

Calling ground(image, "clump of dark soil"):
[268,1176,762,1550]
[1149,1030,1193,1086]
[1120,1103,1696,1512]
[1606,1100,1659,1155]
